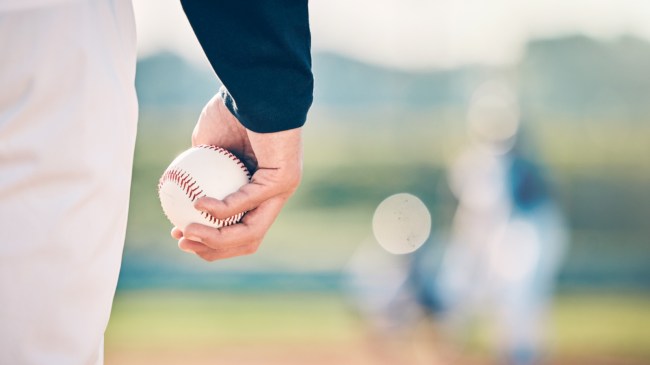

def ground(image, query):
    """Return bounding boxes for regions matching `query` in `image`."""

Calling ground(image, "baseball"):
[158,145,251,230]
[372,193,431,254]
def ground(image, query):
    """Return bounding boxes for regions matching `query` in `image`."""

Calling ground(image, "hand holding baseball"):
[171,93,303,261]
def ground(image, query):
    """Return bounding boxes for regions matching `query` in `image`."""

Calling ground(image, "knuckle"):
[220,197,239,213]
[242,242,260,256]
[266,170,301,196]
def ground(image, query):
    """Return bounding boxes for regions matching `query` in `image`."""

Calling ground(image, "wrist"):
[246,127,303,170]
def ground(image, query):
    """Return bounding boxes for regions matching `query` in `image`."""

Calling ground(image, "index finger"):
[195,169,289,220]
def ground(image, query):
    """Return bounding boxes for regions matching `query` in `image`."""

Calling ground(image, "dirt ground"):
[106,341,649,365]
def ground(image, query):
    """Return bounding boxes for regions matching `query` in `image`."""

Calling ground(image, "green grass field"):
[105,291,650,365]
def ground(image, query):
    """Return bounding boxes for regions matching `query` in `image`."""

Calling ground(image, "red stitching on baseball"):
[159,146,251,228]
[159,167,239,228]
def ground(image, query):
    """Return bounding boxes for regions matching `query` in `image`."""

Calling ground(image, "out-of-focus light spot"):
[467,80,520,150]
[372,193,431,255]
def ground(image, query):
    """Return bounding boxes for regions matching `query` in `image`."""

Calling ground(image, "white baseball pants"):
[0,1,137,364]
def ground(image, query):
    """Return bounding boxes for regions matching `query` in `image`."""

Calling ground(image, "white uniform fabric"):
[0,0,81,12]
[0,1,137,364]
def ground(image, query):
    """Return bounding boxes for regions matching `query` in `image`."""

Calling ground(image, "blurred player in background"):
[345,234,447,365]
[437,80,568,365]
[346,237,424,364]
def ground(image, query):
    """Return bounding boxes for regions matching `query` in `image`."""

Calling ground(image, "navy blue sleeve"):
[180,0,314,133]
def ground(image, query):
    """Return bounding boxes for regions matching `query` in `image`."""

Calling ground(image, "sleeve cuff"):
[219,85,311,134]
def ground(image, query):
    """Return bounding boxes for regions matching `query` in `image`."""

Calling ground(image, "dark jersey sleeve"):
[180,0,314,133]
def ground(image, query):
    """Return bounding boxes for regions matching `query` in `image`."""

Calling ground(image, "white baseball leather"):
[158,145,251,230]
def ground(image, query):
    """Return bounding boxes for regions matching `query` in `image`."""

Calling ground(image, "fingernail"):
[178,242,195,253]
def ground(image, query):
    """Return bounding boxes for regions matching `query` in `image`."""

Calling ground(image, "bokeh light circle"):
[372,193,432,254]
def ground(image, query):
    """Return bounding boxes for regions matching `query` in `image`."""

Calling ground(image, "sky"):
[133,0,650,70]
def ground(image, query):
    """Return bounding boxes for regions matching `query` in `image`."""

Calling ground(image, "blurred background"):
[105,1,650,364]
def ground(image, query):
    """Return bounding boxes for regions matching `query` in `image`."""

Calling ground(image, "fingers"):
[194,178,285,221]
[172,155,298,262]
[178,197,285,261]
[171,227,183,240]
[175,123,303,262]
[178,237,258,262]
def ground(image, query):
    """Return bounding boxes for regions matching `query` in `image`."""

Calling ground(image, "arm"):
[180,0,313,132]
[174,0,313,261]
